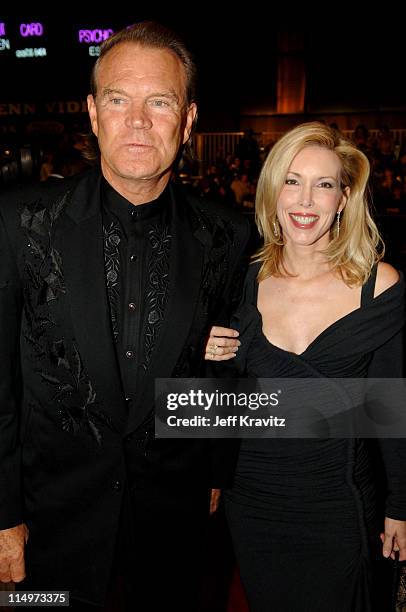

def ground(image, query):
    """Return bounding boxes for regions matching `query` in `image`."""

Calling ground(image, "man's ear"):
[87,94,98,137]
[183,103,198,145]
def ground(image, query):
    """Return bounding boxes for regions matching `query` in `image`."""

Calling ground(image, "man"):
[0,22,248,611]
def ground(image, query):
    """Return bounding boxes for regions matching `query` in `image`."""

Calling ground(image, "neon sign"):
[0,38,10,51]
[78,29,113,44]
[0,23,5,36]
[20,23,44,37]
[15,47,47,58]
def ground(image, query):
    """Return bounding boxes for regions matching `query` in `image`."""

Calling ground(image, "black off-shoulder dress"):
[224,262,406,612]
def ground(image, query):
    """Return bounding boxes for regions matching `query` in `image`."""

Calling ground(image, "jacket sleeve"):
[0,207,24,529]
[367,328,406,520]
[207,217,252,488]
[212,216,253,327]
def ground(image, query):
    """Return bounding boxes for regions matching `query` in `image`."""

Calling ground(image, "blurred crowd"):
[181,125,406,215]
[352,124,406,213]
[2,125,406,217]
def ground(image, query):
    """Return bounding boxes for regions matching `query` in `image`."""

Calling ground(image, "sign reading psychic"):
[77,27,114,57]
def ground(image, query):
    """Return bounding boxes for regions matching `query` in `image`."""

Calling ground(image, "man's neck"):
[101,165,171,205]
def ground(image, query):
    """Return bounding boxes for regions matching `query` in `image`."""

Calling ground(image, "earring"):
[336,211,341,237]
[273,220,280,238]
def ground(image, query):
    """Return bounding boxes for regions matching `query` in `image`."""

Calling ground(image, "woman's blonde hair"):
[254,121,384,286]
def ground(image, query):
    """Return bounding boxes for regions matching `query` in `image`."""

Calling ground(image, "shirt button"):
[111,480,122,491]
[130,254,137,262]
[125,350,134,359]
[128,302,136,311]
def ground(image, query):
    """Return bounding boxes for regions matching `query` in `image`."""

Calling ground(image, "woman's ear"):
[338,185,350,213]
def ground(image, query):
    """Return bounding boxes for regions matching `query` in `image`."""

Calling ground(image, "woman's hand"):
[205,326,240,361]
[381,517,406,560]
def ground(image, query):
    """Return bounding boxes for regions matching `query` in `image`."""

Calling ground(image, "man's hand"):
[0,524,29,583]
[381,517,406,560]
[210,489,221,515]
[205,326,240,361]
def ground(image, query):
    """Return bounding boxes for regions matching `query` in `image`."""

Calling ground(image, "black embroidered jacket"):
[0,168,250,604]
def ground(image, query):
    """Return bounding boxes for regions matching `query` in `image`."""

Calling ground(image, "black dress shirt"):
[101,179,171,406]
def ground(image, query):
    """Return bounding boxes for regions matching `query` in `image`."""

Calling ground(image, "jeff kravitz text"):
[166,414,286,428]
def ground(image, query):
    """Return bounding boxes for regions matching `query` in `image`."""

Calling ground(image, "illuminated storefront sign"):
[20,23,44,37]
[15,47,47,57]
[0,21,9,49]
[0,38,10,51]
[78,29,113,44]
[15,22,47,58]
[0,100,88,116]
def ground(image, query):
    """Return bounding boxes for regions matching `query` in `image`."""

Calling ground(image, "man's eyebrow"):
[99,88,182,104]
[147,91,180,102]
[101,88,179,99]
[101,87,128,97]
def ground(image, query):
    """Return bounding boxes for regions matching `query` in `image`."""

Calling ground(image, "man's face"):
[87,43,197,187]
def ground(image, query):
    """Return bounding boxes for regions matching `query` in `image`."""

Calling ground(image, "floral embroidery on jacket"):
[19,193,112,444]
[47,340,114,443]
[20,195,68,308]
[103,221,121,342]
[141,223,171,371]
[198,207,235,313]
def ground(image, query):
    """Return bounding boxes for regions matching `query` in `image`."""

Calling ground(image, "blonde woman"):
[206,122,406,611]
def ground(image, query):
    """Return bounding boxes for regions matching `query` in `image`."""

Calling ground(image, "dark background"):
[1,12,405,132]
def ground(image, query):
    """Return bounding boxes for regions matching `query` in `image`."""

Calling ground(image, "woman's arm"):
[367,324,406,560]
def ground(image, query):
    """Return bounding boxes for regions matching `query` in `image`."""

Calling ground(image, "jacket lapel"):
[59,171,127,432]
[126,185,209,432]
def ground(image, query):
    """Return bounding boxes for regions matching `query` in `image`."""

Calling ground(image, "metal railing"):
[194,132,244,169]
[194,129,406,172]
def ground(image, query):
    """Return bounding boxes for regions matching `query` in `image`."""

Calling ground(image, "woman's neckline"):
[254,269,403,357]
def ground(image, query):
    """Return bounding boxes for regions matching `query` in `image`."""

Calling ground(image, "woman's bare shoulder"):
[374,262,400,297]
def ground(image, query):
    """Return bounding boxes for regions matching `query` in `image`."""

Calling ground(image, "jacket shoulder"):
[0,174,81,218]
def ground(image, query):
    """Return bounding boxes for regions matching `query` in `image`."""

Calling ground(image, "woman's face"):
[276,145,348,249]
